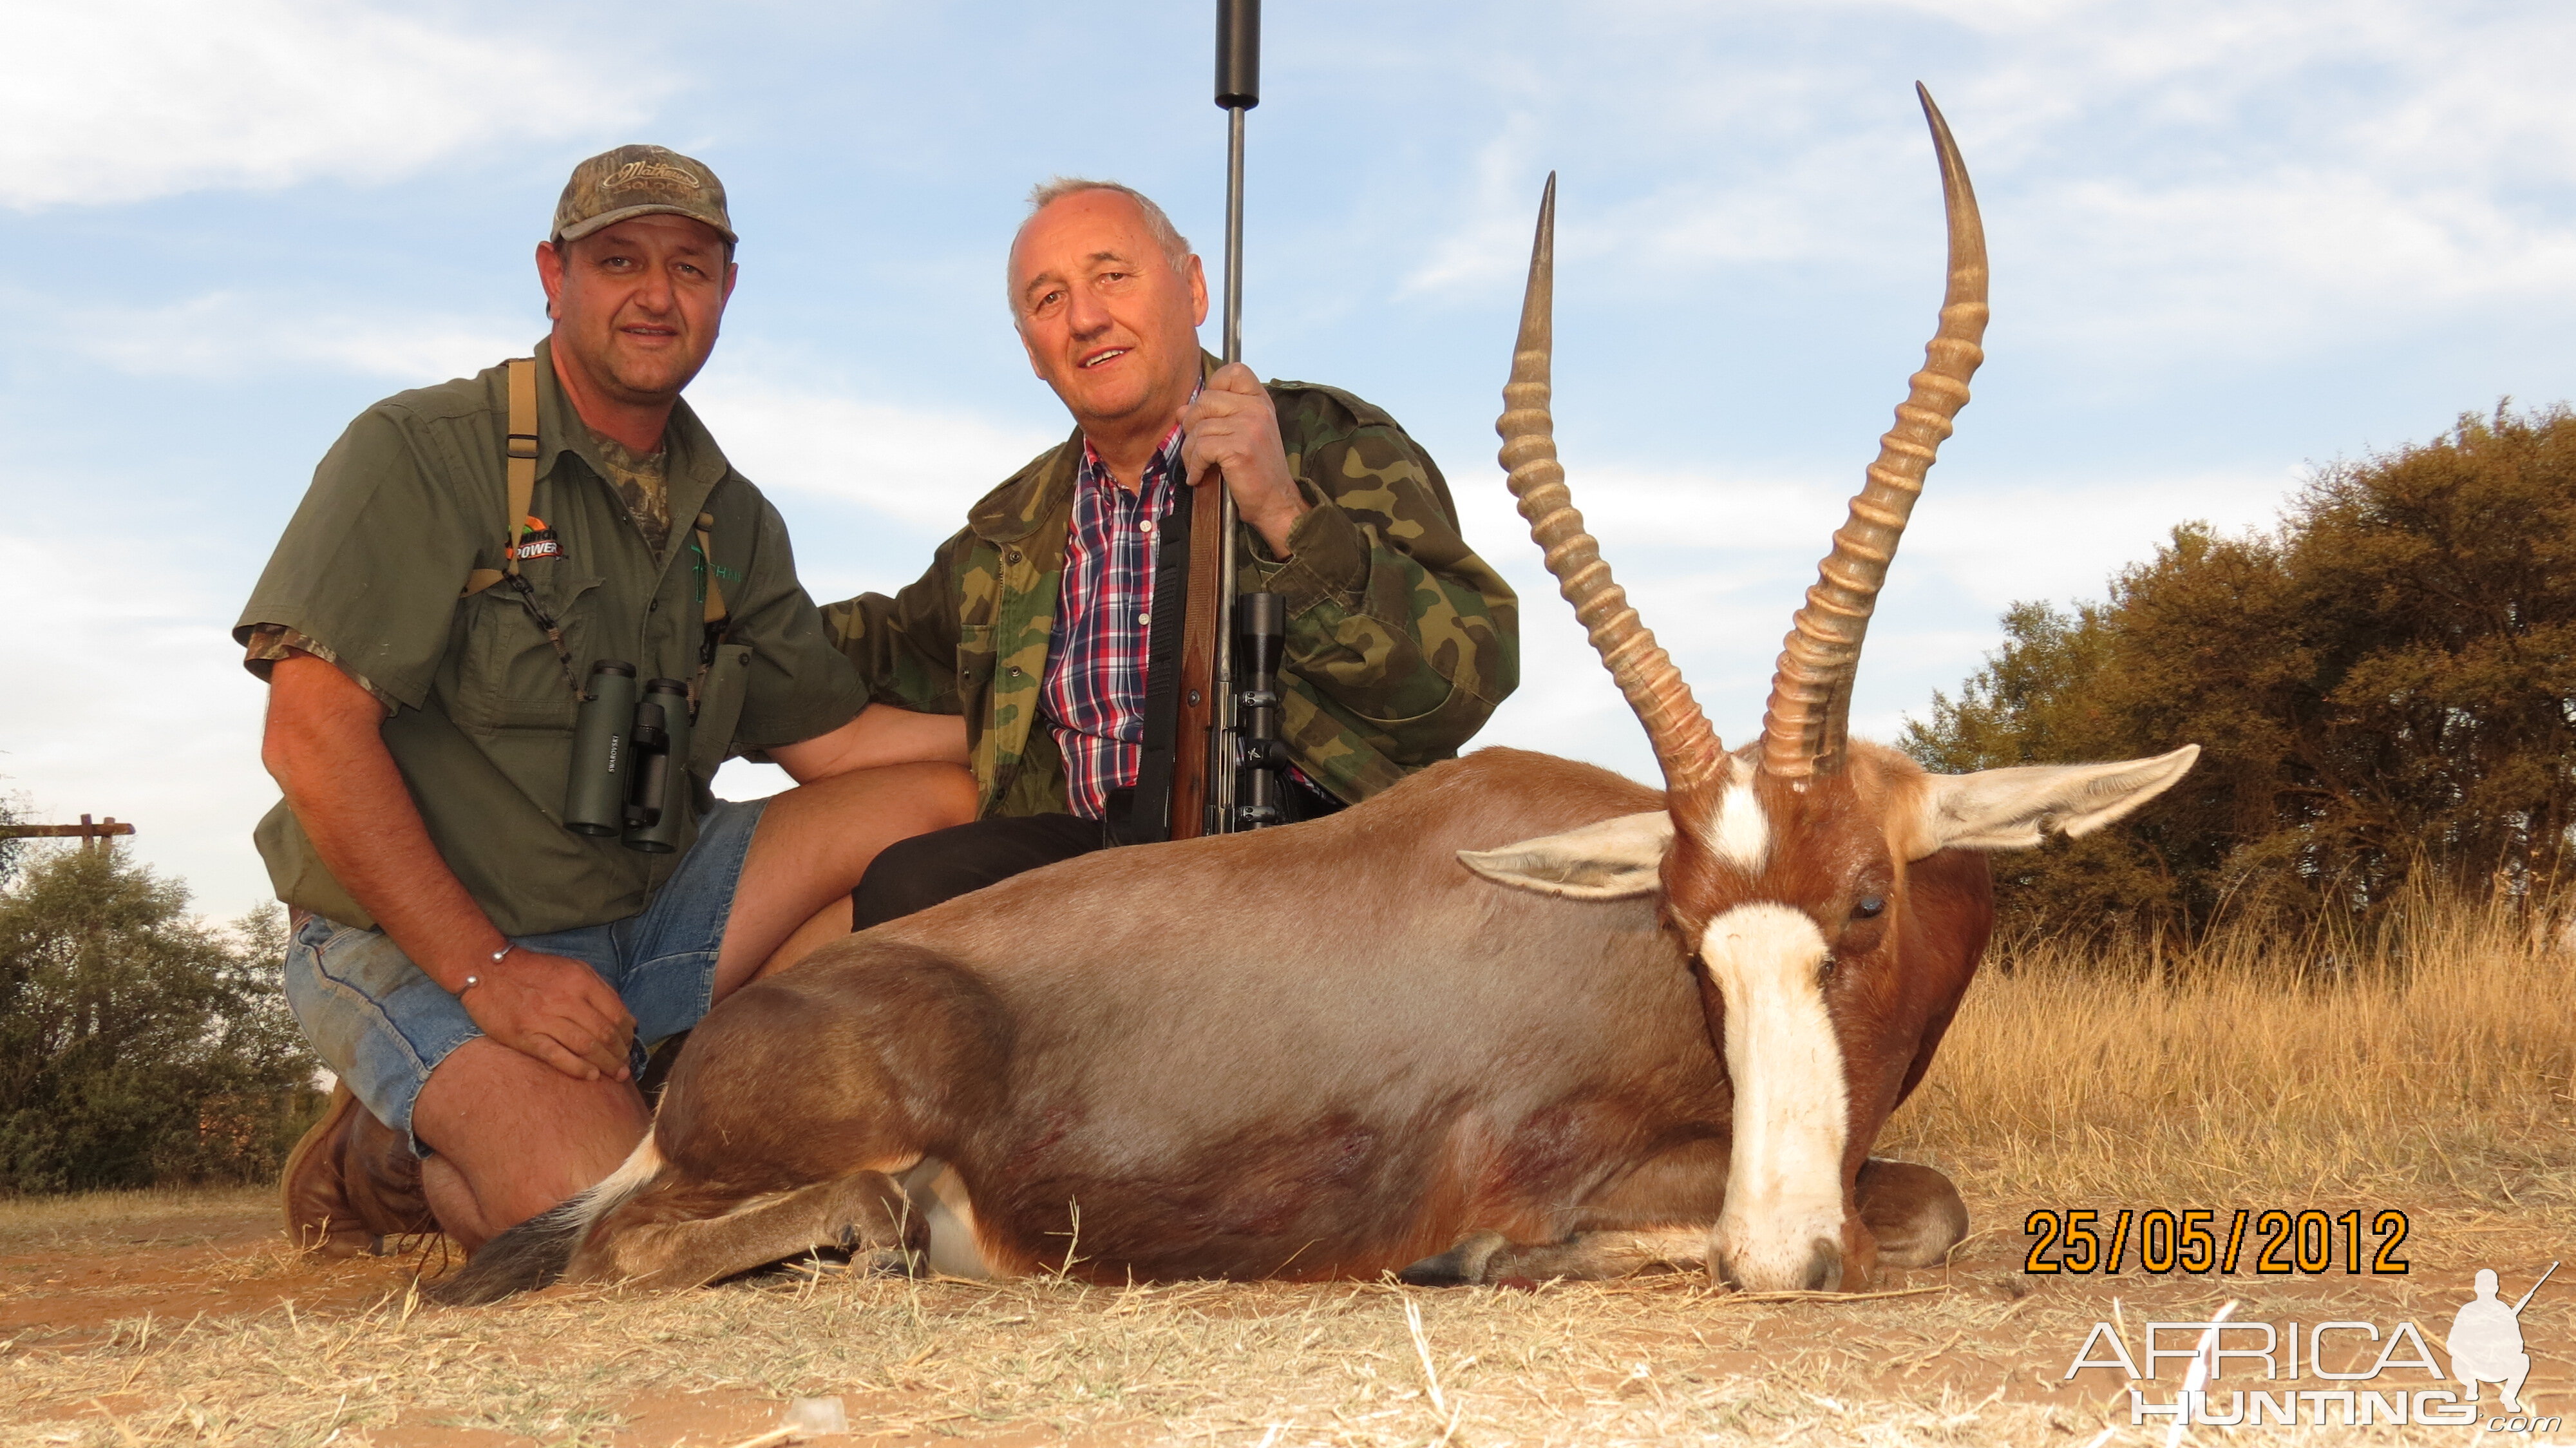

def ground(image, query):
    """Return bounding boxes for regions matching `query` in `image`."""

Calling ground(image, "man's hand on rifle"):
[1184,361,1307,557]
[460,948,638,1083]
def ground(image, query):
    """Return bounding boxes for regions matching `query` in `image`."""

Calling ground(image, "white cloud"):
[56,291,1060,533]
[1455,456,2298,611]
[0,0,665,209]
[685,379,1061,530]
[69,293,532,383]
[1455,447,2306,778]
[1399,120,1549,297]
[0,531,276,916]
[1406,0,2576,362]
[1899,470,2299,609]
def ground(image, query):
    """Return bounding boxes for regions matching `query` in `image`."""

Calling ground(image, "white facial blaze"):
[1702,902,1850,1291]
[1713,764,1770,870]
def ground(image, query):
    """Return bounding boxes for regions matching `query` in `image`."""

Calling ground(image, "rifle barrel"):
[1223,115,1245,366]
[1217,0,1256,367]
[1208,0,1260,831]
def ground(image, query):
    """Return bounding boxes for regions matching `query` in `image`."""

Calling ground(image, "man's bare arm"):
[261,653,634,1082]
[767,703,971,785]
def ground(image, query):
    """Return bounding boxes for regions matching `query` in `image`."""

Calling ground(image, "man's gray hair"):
[1009,178,1194,314]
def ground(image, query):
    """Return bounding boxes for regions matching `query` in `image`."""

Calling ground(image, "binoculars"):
[563,660,695,853]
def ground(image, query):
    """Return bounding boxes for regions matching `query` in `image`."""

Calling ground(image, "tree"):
[0,844,322,1193]
[0,790,26,889]
[1906,404,2576,940]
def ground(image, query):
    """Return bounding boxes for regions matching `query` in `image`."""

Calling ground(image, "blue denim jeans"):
[281,798,765,1154]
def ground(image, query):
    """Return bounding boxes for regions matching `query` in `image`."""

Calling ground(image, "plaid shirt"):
[1042,423,1186,820]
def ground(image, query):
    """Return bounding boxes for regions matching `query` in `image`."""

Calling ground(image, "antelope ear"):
[1913,745,2200,855]
[1458,811,1674,899]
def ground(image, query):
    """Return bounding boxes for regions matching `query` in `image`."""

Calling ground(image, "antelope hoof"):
[1398,1230,1511,1287]
[864,1246,928,1277]
[1855,1157,1969,1268]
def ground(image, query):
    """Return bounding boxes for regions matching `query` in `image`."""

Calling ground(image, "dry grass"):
[1880,886,2576,1211]
[6,889,2572,1446]
[11,1266,2107,1447]
[14,1248,2551,1447]
[0,1186,279,1258]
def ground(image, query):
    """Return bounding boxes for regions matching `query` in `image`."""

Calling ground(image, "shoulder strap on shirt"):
[693,510,726,625]
[461,357,540,598]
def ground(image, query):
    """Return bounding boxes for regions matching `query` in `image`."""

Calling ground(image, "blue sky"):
[6,0,2574,915]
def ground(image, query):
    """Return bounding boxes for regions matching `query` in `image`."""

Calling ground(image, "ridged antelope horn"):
[1758,84,1989,783]
[1498,173,1727,796]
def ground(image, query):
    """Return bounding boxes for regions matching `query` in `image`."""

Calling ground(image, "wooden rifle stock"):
[1168,473,1229,840]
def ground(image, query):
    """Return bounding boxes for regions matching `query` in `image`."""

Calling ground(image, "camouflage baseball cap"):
[551,144,737,245]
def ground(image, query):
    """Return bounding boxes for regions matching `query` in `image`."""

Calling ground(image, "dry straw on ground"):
[7,888,2570,1447]
[1879,884,2576,1208]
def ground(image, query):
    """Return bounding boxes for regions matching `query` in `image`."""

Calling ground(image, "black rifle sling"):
[1115,481,1198,845]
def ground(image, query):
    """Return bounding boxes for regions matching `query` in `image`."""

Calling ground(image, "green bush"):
[1906,403,2576,942]
[0,845,323,1194]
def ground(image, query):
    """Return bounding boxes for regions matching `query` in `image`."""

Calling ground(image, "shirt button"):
[1139,520,1155,535]
[1004,548,1022,564]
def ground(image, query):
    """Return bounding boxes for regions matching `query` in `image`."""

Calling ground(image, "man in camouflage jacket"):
[824,179,1516,921]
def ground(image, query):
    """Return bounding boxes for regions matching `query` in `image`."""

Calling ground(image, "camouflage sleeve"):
[1251,386,1520,767]
[817,530,972,715]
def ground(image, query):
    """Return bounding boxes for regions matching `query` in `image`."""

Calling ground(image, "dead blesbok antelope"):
[437,88,2195,1306]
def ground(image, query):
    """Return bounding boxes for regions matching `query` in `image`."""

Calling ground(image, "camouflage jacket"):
[821,377,1518,817]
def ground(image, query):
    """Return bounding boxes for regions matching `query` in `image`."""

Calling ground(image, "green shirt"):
[822,373,1517,817]
[236,340,867,937]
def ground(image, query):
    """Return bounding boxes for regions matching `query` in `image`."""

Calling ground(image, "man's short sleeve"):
[242,624,400,711]
[234,408,483,712]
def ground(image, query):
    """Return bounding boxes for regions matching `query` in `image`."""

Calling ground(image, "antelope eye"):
[1853,895,1886,920]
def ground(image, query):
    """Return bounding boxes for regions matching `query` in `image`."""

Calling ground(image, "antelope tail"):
[428,1134,667,1306]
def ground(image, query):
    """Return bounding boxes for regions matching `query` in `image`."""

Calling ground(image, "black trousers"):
[850,814,1109,930]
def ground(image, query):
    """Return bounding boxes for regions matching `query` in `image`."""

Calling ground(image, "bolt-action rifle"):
[1160,0,1289,839]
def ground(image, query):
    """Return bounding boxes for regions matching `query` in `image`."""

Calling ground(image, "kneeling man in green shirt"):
[240,146,974,1255]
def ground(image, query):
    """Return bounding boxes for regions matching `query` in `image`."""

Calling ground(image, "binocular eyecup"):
[563,660,695,853]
